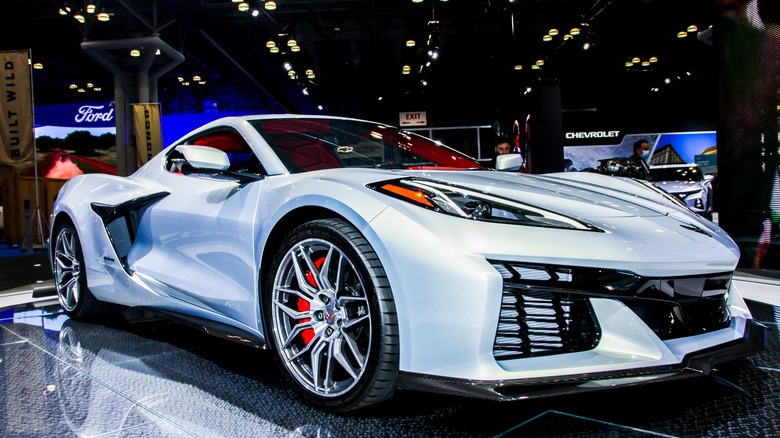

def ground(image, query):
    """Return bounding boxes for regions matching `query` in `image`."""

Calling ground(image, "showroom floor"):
[1,246,779,437]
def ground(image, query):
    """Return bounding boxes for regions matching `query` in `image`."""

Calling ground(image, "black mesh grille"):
[491,261,733,361]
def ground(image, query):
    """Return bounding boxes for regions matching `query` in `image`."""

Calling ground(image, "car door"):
[129,127,266,328]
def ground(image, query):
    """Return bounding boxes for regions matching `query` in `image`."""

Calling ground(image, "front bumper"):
[394,319,766,401]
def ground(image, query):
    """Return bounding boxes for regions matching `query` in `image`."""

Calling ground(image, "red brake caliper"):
[298,257,325,345]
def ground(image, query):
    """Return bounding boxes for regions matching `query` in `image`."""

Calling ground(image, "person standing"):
[627,139,652,180]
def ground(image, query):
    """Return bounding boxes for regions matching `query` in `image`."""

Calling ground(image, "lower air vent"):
[494,289,601,361]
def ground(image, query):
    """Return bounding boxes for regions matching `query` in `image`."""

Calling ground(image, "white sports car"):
[49,115,765,412]
[649,163,714,220]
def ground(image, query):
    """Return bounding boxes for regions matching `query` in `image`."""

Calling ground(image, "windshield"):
[649,166,703,182]
[249,118,486,173]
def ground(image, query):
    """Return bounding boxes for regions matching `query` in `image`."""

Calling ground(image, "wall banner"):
[132,103,162,166]
[0,50,34,165]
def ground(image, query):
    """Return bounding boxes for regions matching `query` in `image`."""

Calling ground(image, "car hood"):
[302,168,738,264]
[652,180,705,194]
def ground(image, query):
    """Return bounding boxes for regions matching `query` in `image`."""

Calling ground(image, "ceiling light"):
[130,49,141,57]
[543,35,552,42]
[632,57,640,63]
[232,0,242,2]
[198,81,206,85]
[59,7,69,15]
[33,62,43,70]
[303,88,309,96]
[155,48,161,55]
[265,1,277,10]
[548,29,558,36]
[570,27,580,35]
[649,56,658,63]
[77,88,85,93]
[86,82,94,88]
[532,65,541,70]
[94,87,101,91]
[269,46,279,53]
[406,39,416,47]
[177,76,184,82]
[283,62,292,71]
[687,24,698,32]
[664,78,671,84]
[536,59,544,66]
[97,10,110,21]
[251,9,259,16]
[266,40,276,48]
[238,2,249,12]
[402,65,411,74]
[86,3,96,13]
[183,82,190,86]
[625,61,633,67]
[677,31,687,38]
[193,75,201,81]
[287,38,297,47]
[582,42,591,50]
[305,69,315,79]
[642,61,650,66]
[69,83,77,89]
[74,13,85,23]
[413,0,424,3]
[291,45,301,52]
[563,34,572,40]
[514,64,523,70]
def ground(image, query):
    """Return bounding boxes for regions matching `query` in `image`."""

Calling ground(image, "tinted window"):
[249,118,485,173]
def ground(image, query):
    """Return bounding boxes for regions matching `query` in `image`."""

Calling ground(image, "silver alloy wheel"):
[271,237,372,397]
[54,226,82,312]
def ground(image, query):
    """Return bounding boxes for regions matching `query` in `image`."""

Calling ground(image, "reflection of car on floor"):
[649,163,714,220]
[49,114,765,412]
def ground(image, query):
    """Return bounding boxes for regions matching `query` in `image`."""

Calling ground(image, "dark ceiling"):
[0,0,719,130]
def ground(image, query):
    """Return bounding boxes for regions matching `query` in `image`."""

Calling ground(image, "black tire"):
[264,218,399,412]
[52,221,117,320]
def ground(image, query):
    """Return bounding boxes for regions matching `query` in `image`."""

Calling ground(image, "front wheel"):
[265,218,399,412]
[52,221,117,320]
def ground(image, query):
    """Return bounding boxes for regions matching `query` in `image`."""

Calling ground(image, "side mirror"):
[495,153,524,172]
[176,145,230,171]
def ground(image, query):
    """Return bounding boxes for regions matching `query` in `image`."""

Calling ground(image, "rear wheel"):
[53,221,115,320]
[265,218,399,412]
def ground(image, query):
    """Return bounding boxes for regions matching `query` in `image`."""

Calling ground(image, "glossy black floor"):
[0,296,778,438]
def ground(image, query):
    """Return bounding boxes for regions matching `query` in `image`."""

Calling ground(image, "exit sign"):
[399,111,427,127]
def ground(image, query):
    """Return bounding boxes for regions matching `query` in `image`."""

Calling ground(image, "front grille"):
[491,261,732,361]
[674,190,699,201]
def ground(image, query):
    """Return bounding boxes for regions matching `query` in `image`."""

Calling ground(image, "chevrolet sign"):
[565,130,620,139]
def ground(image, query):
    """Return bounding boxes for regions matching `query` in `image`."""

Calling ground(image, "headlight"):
[368,178,600,231]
